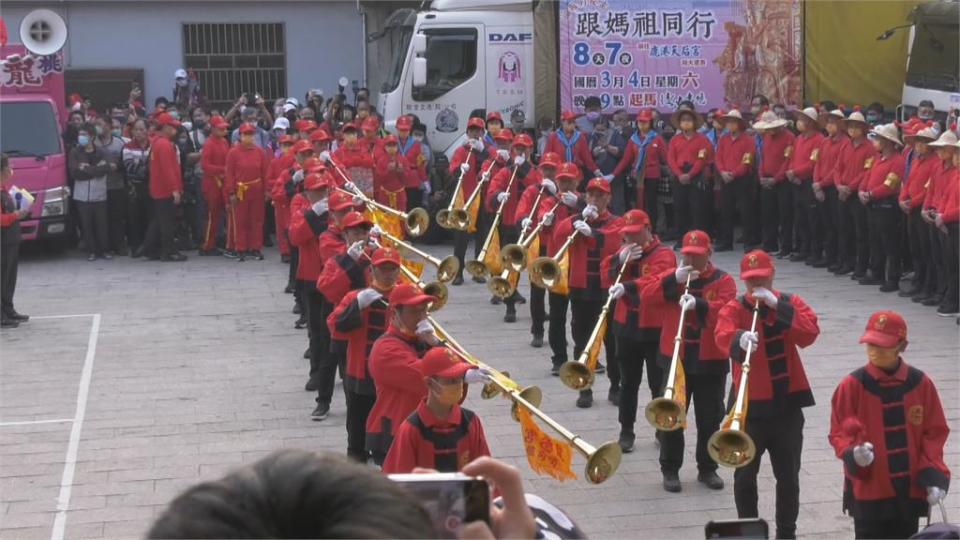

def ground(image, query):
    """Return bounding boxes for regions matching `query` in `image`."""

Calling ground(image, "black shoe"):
[594,362,606,375]
[294,317,307,329]
[303,348,310,359]
[222,249,239,259]
[607,386,621,406]
[879,282,899,293]
[827,263,841,273]
[102,253,113,261]
[1,318,19,329]
[851,271,866,281]
[452,274,464,286]
[515,294,526,305]
[305,378,320,392]
[937,306,960,317]
[504,307,517,323]
[618,431,636,453]
[788,252,807,262]
[237,252,247,262]
[251,250,265,261]
[898,284,923,298]
[7,311,29,322]
[530,334,544,348]
[713,243,733,252]
[284,284,295,294]
[293,303,302,315]
[858,275,881,286]
[775,250,792,259]
[698,471,724,490]
[281,254,291,264]
[812,258,831,268]
[114,247,129,256]
[263,237,274,248]
[662,471,682,493]
[922,295,943,307]
[198,248,223,256]
[576,390,593,409]
[490,295,502,305]
[311,402,330,421]
[834,264,854,276]
[162,253,188,262]
[550,364,562,376]
[131,246,145,259]
[472,275,486,284]
[914,293,934,304]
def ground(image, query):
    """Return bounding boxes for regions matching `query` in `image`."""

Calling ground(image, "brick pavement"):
[0,243,957,539]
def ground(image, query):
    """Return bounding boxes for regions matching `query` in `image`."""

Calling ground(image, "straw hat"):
[720,109,749,130]
[670,107,703,130]
[844,107,869,127]
[752,110,788,131]
[928,130,959,148]
[869,123,903,147]
[904,124,939,144]
[793,106,819,124]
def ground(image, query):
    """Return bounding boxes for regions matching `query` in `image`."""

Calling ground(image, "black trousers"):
[76,200,109,256]
[571,297,619,396]
[302,282,331,387]
[344,389,375,463]
[837,195,868,271]
[906,207,928,289]
[659,372,726,474]
[642,178,660,233]
[143,197,177,257]
[453,216,485,278]
[815,186,838,263]
[0,241,19,317]
[548,291,570,366]
[315,302,340,405]
[127,182,151,251]
[405,187,423,210]
[673,175,707,236]
[942,223,959,310]
[718,176,756,247]
[760,183,792,253]
[851,198,870,274]
[106,188,127,252]
[734,407,805,539]
[616,336,662,433]
[867,202,901,284]
[791,181,812,255]
[853,518,918,540]
[926,222,946,298]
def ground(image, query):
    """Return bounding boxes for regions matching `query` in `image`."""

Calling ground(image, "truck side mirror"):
[412,57,427,88]
[412,33,427,55]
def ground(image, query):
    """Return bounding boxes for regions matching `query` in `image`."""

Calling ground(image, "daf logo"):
[489,33,532,43]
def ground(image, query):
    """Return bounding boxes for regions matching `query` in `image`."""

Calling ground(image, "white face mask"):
[413,135,424,142]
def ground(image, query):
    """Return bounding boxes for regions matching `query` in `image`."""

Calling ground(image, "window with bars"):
[183,23,286,111]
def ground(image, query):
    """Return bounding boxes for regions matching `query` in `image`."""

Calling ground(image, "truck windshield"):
[1,102,62,157]
[906,23,959,92]
[381,25,414,94]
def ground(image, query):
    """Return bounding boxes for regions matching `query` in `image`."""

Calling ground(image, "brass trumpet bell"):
[530,256,560,289]
[500,243,528,273]
[405,207,430,236]
[465,259,489,279]
[436,255,461,283]
[584,441,623,485]
[435,209,451,229]
[708,428,756,468]
[558,360,594,390]
[488,273,515,299]
[449,208,470,230]
[644,397,687,432]
[420,281,448,312]
[509,386,543,422]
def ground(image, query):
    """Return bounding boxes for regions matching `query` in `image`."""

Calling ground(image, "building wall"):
[3,1,364,109]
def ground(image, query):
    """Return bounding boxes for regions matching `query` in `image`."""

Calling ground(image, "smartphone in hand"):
[389,473,490,539]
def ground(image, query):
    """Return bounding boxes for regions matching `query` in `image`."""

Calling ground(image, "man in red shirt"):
[382,347,492,474]
[812,108,848,270]
[898,126,939,298]
[829,310,950,539]
[611,109,667,228]
[753,111,795,256]
[225,123,271,260]
[858,124,906,291]
[833,109,877,278]
[395,115,428,210]
[373,135,409,212]
[667,108,713,245]
[333,124,375,197]
[199,116,231,256]
[785,107,824,263]
[545,111,602,182]
[141,112,187,262]
[266,135,296,261]
[925,132,960,315]
[714,110,757,251]
[449,117,491,285]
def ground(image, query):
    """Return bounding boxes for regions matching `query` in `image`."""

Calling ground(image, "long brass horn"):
[488,268,516,299]
[436,148,472,229]
[379,230,460,283]
[501,201,562,273]
[369,237,447,312]
[708,300,760,468]
[450,159,497,231]
[644,274,694,431]
[466,165,520,279]
[529,230,580,290]
[333,186,430,237]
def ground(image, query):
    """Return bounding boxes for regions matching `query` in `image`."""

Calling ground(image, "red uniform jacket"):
[449,144,489,205]
[396,135,427,188]
[224,144,270,199]
[813,134,848,189]
[642,264,737,373]
[148,137,183,199]
[603,238,675,342]
[612,131,667,179]
[382,400,490,474]
[715,132,756,180]
[667,132,713,179]
[758,130,795,183]
[316,253,370,306]
[200,135,229,192]
[366,327,432,457]
[334,144,375,192]
[835,138,877,192]
[922,161,953,212]
[940,166,960,223]
[288,194,328,281]
[829,360,950,519]
[546,130,599,173]
[266,151,295,197]
[488,162,541,225]
[330,287,390,396]
[785,131,824,182]
[553,211,624,301]
[863,152,906,201]
[715,292,818,417]
[900,152,938,209]
[373,151,410,210]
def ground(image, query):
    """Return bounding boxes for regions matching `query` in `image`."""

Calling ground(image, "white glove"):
[415,319,435,336]
[520,217,532,231]
[543,212,555,226]
[497,149,510,161]
[460,162,470,174]
[618,244,643,263]
[352,195,365,207]
[852,442,874,467]
[369,224,383,237]
[561,191,579,208]
[311,199,328,215]
[347,240,366,261]
[419,181,431,196]
[680,293,696,312]
[472,139,485,152]
[674,265,700,283]
[344,181,358,193]
[739,331,759,352]
[319,150,331,163]
[464,367,494,385]
[514,155,526,167]
[602,174,615,183]
[752,287,778,308]
[593,169,603,177]
[609,283,625,300]
[581,204,599,221]
[292,170,305,184]
[540,178,557,195]
[927,486,946,506]
[496,192,510,204]
[356,288,383,309]
[573,220,592,237]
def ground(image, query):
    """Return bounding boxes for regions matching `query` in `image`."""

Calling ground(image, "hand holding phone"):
[389,473,490,539]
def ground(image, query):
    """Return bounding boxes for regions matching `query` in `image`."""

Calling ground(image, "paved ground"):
[1,240,958,539]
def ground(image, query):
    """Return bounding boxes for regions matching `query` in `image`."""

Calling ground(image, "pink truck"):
[1,45,70,244]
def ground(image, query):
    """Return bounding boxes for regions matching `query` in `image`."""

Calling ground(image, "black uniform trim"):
[335,299,364,333]
[366,417,394,456]
[406,408,475,472]
[304,208,328,236]
[334,254,369,289]
[918,467,950,491]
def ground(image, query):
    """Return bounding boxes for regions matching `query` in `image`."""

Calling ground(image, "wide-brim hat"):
[844,109,869,127]
[671,108,703,130]
[904,125,939,144]
[792,106,819,124]
[928,130,959,148]
[751,111,788,131]
[869,123,903,147]
[720,109,748,129]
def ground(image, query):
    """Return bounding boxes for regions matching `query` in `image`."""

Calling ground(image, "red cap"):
[396,115,413,131]
[420,347,473,379]
[293,140,314,154]
[680,230,711,255]
[155,113,181,128]
[239,123,256,135]
[309,129,333,143]
[859,310,908,348]
[494,128,515,143]
[295,120,318,133]
[279,135,295,146]
[539,152,562,169]
[341,211,373,229]
[371,246,402,267]
[383,134,399,146]
[636,109,654,123]
[512,133,533,148]
[300,157,321,172]
[341,123,359,133]
[467,117,486,131]
[209,115,229,130]
[560,111,577,122]
[486,111,503,124]
[328,191,355,212]
[557,162,581,181]
[362,117,380,132]
[389,283,436,307]
[585,178,611,193]
[304,173,328,191]
[740,249,775,279]
[620,209,651,234]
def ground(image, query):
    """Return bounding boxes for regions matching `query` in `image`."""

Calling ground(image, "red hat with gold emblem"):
[390,283,437,308]
[328,191,355,212]
[420,346,473,379]
[279,135,295,146]
[341,211,373,229]
[560,111,577,122]
[494,128,515,143]
[740,249,775,279]
[467,117,486,131]
[362,117,380,132]
[512,133,534,149]
[557,162,581,181]
[309,129,333,143]
[155,112,181,128]
[293,140,314,154]
[396,115,413,131]
[681,230,712,255]
[238,123,256,135]
[371,246,402,267]
[383,134,399,146]
[539,152,562,169]
[859,310,907,348]
[209,115,229,130]
[620,209,652,234]
[585,177,611,193]
[636,109,654,123]
[304,173,328,191]
[486,111,503,124]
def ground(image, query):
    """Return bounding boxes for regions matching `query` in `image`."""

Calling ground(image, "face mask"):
[168,110,180,120]
[77,135,90,146]
[586,111,601,122]
[918,110,933,120]
[112,129,122,138]
[866,114,879,124]
[413,135,424,142]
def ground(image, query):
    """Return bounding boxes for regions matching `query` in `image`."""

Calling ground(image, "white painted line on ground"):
[0,418,74,427]
[50,313,101,540]
[30,314,101,320]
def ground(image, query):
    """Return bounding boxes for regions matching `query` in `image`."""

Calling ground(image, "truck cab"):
[897,1,960,122]
[0,46,70,243]
[377,0,535,158]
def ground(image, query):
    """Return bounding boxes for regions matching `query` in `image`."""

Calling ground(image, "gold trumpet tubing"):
[454,154,496,211]
[473,209,503,266]
[380,230,438,266]
[518,200,562,247]
[725,301,760,426]
[661,274,694,400]
[427,316,521,394]
[444,148,473,213]
[518,187,547,241]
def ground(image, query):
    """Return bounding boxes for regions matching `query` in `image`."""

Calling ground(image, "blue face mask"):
[586,111,601,122]
[77,135,90,146]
